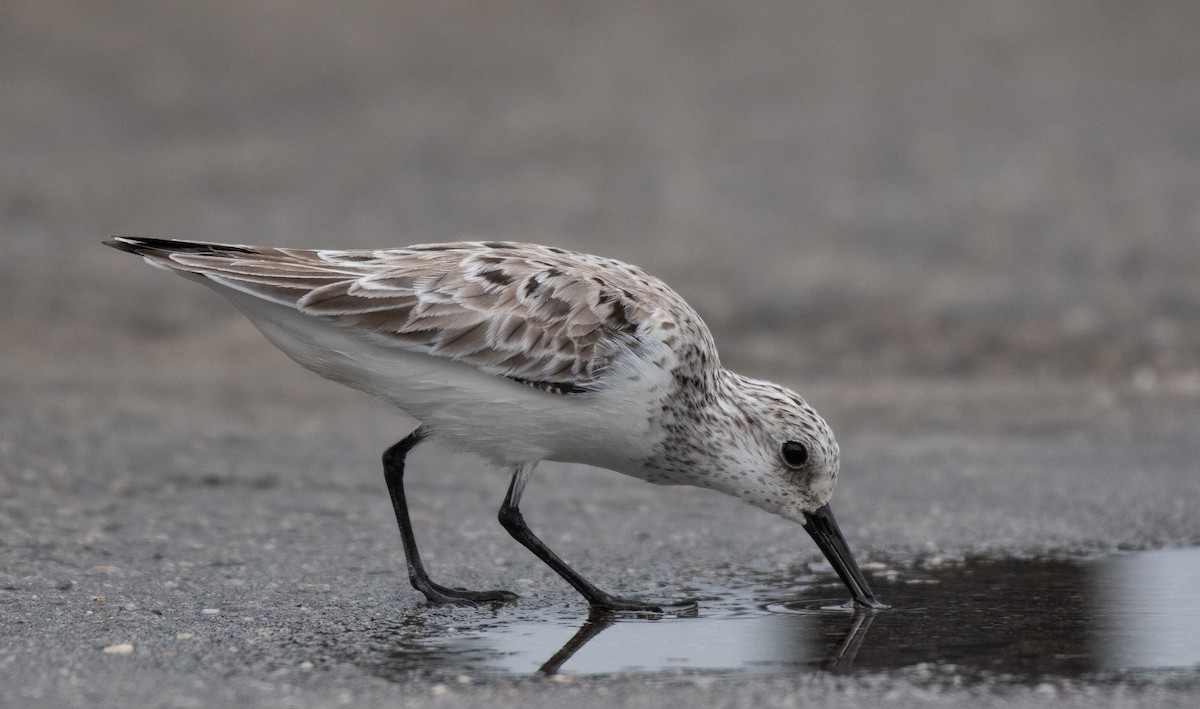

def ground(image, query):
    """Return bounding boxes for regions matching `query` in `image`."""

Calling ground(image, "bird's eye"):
[781,441,809,468]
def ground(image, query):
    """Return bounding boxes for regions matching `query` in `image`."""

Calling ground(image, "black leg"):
[382,428,517,605]
[497,464,696,614]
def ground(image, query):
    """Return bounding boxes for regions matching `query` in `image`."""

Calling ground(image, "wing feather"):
[108,238,699,392]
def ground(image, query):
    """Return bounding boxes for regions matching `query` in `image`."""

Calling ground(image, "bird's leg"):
[498,463,694,614]
[382,429,517,605]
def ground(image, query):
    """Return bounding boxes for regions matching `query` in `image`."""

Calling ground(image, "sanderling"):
[105,237,882,612]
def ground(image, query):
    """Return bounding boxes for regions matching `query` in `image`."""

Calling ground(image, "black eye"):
[781,441,809,467]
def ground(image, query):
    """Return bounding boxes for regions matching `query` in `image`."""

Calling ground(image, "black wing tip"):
[103,236,144,254]
[104,236,256,256]
[506,376,593,395]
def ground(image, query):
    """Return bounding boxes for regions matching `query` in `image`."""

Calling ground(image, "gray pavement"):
[3,1,1200,707]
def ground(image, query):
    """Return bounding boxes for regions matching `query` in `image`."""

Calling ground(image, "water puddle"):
[364,547,1200,681]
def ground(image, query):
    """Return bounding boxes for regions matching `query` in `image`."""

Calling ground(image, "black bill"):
[802,503,887,609]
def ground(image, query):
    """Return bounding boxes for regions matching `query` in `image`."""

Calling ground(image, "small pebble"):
[102,643,134,655]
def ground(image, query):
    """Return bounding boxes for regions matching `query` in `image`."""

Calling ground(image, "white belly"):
[222,292,664,476]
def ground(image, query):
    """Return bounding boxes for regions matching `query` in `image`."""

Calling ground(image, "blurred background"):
[4,0,1199,388]
[3,7,1200,701]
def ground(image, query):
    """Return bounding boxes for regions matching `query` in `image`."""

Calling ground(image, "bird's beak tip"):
[801,504,884,609]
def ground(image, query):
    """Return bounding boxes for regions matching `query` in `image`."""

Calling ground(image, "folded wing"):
[106,237,662,392]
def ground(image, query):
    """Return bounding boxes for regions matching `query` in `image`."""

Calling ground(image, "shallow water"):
[369,547,1200,680]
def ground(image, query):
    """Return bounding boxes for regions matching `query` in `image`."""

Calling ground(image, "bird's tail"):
[103,236,359,308]
[104,236,256,258]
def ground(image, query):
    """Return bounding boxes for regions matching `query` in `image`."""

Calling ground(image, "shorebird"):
[105,237,882,612]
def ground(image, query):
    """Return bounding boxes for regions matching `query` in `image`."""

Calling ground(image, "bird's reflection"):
[536,604,878,676]
[536,609,616,675]
[824,609,875,674]
[368,594,880,678]
[365,549,1200,682]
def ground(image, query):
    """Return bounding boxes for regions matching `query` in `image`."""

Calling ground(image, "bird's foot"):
[413,578,519,606]
[589,593,699,618]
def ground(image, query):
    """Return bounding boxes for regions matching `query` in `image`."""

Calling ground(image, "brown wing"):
[107,238,670,391]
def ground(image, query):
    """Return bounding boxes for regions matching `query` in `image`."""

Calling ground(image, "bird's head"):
[653,371,884,609]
